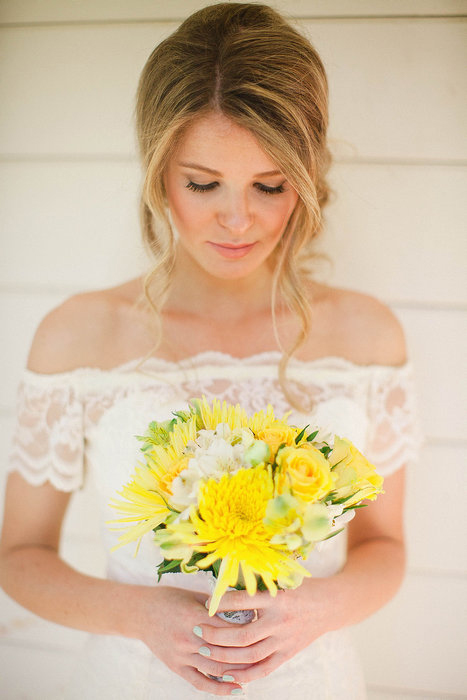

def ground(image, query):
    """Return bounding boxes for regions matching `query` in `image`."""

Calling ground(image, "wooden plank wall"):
[0,1,466,698]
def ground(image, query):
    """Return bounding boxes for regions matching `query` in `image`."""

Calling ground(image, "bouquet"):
[109,397,383,616]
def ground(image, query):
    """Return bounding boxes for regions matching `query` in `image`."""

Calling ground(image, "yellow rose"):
[330,437,384,505]
[256,422,298,458]
[275,445,334,503]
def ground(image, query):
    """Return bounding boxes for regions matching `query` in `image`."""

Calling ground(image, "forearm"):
[0,544,151,640]
[313,536,406,632]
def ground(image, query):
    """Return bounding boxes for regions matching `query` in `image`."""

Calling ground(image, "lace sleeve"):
[7,370,85,492]
[366,362,423,477]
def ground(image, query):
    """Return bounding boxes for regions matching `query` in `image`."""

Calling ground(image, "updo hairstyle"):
[135,2,332,394]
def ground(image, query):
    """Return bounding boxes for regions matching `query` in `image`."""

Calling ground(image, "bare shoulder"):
[311,283,407,367]
[27,278,146,374]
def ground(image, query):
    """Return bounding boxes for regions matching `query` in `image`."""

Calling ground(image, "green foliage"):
[156,551,208,581]
[295,425,310,444]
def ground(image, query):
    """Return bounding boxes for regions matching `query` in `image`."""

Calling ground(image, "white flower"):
[214,423,232,440]
[325,504,344,519]
[308,425,335,449]
[325,503,355,529]
[333,510,356,528]
[171,430,250,507]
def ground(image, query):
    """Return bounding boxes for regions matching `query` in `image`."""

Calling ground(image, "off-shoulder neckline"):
[21,349,412,379]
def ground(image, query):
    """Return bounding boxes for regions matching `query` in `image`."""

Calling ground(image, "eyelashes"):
[185,181,286,195]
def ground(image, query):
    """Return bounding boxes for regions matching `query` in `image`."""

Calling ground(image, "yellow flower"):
[108,416,198,548]
[248,406,298,456]
[140,419,197,506]
[191,397,249,431]
[257,423,298,456]
[330,437,384,506]
[163,467,310,615]
[108,463,174,550]
[275,445,335,504]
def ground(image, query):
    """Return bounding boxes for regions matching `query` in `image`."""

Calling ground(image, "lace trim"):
[18,352,413,390]
[8,355,422,491]
[366,363,423,475]
[8,380,85,492]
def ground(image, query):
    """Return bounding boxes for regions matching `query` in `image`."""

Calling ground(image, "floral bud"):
[244,440,271,466]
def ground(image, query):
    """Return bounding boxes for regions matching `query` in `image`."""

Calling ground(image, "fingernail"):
[193,625,203,638]
[198,646,211,657]
[204,599,210,610]
[222,674,235,682]
[231,690,244,696]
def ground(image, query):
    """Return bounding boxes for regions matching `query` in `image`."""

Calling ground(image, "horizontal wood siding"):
[1,3,465,698]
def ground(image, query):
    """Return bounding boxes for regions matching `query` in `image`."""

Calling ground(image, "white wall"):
[1,1,466,698]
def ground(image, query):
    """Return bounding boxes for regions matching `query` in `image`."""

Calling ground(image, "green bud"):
[244,440,270,466]
[302,503,331,542]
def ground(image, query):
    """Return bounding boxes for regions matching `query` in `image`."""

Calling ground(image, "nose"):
[217,189,253,236]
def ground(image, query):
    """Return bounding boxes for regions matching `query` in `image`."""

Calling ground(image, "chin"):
[205,256,272,281]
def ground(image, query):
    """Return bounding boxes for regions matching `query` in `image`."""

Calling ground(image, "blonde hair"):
[135,2,332,406]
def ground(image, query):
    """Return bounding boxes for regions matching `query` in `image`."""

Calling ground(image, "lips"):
[207,241,257,259]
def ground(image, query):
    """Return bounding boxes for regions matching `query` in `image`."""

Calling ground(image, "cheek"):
[168,189,209,235]
[264,198,298,235]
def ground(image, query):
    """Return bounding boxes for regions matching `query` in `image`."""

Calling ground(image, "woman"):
[0,3,420,698]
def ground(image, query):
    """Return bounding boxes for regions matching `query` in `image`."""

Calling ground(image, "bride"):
[0,3,419,698]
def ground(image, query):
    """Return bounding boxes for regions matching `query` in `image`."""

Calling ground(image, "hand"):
[192,579,332,685]
[137,585,249,696]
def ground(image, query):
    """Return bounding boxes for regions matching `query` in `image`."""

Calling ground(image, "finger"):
[183,665,243,696]
[196,635,276,665]
[222,652,283,684]
[197,618,269,647]
[193,654,250,681]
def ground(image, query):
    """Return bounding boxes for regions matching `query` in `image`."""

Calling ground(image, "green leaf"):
[211,558,221,577]
[295,425,310,444]
[330,456,345,470]
[306,430,319,442]
[332,492,359,505]
[321,527,344,541]
[320,445,332,457]
[172,410,192,423]
[157,558,183,579]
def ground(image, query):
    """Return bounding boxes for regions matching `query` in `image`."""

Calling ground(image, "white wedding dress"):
[8,351,421,699]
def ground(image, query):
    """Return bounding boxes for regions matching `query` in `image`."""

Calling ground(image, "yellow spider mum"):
[108,463,174,550]
[164,467,311,615]
[192,396,249,431]
[109,416,198,548]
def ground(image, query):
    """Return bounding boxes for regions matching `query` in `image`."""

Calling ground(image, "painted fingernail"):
[222,674,235,682]
[198,646,211,657]
[204,599,210,610]
[193,625,203,638]
[231,690,244,696]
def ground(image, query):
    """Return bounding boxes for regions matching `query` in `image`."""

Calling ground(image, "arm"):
[0,472,145,637]
[0,473,247,696]
[0,296,246,697]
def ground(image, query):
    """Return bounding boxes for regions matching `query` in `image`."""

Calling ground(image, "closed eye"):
[185,181,217,193]
[185,181,286,195]
[255,183,285,195]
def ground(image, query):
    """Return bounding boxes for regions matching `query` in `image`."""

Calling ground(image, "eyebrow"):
[177,161,282,178]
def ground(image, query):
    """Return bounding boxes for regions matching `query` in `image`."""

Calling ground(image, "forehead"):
[172,112,278,171]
